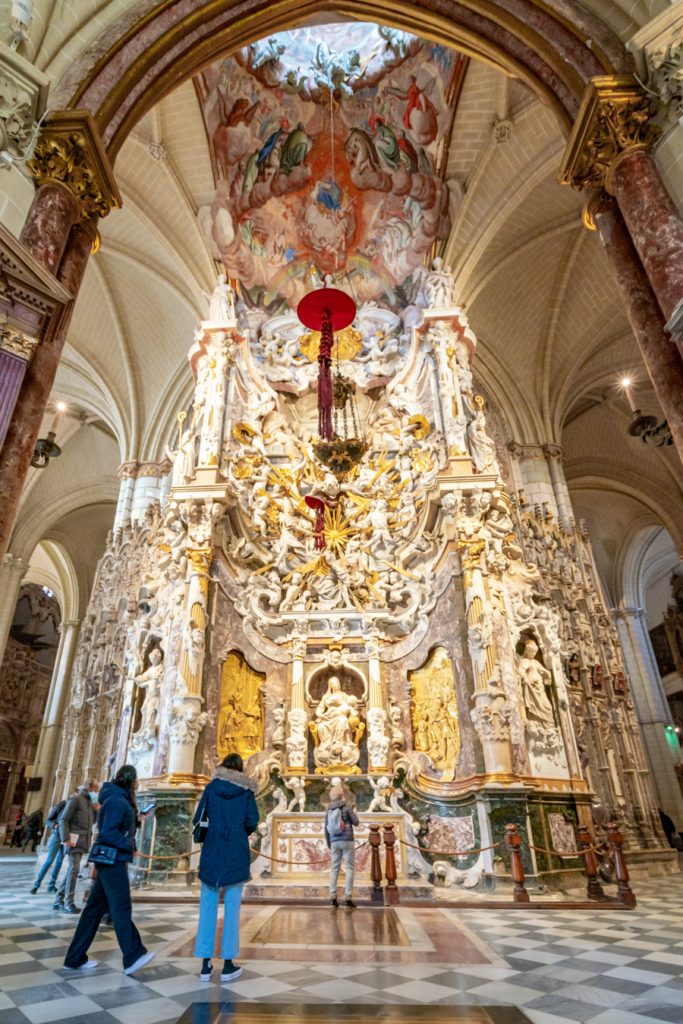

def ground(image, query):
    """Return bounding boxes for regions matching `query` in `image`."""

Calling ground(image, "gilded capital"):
[0,323,38,361]
[559,76,660,193]
[27,110,121,223]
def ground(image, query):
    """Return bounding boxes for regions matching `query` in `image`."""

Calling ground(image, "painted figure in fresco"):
[311,676,363,769]
[386,74,439,144]
[279,123,312,175]
[368,114,401,170]
[518,639,556,729]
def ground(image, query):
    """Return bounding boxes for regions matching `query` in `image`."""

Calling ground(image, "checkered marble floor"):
[0,860,682,1024]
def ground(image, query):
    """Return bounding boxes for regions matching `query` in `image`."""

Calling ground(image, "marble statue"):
[133,648,164,738]
[168,420,196,486]
[208,273,235,322]
[286,707,308,767]
[466,396,497,473]
[389,700,406,753]
[367,707,390,769]
[433,855,484,890]
[310,675,364,771]
[284,776,307,812]
[367,775,392,813]
[424,256,455,308]
[518,638,555,728]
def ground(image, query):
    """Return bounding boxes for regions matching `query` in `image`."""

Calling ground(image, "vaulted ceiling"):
[5,0,682,615]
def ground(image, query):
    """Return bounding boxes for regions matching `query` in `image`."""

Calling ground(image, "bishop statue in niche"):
[217,650,265,762]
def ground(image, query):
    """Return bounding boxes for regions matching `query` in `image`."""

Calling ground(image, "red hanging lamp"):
[297,286,356,441]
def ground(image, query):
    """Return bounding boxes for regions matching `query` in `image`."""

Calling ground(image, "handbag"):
[88,842,118,866]
[193,818,209,844]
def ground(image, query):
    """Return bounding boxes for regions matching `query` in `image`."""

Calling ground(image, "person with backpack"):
[53,779,99,913]
[31,798,67,894]
[324,785,359,908]
[192,752,259,983]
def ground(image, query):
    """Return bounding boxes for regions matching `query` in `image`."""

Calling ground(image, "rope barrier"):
[133,842,369,869]
[397,837,502,857]
[527,843,598,859]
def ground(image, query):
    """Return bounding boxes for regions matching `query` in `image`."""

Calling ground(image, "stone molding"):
[1,552,28,577]
[506,441,564,461]
[559,76,660,192]
[0,41,49,169]
[0,324,37,361]
[0,222,72,343]
[630,5,683,132]
[117,459,172,480]
[27,110,121,223]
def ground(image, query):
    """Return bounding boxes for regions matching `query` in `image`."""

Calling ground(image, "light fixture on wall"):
[620,378,672,448]
[31,401,66,469]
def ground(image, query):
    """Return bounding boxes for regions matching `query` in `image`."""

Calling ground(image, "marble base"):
[134,783,202,890]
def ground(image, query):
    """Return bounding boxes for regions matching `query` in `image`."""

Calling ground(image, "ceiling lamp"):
[297,285,367,477]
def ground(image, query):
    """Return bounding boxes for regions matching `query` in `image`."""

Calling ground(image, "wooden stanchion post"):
[577,825,606,901]
[368,824,384,905]
[504,823,530,903]
[382,824,400,905]
[606,822,637,908]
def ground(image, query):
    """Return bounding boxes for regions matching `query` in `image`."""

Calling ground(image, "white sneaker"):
[63,958,98,971]
[123,950,155,976]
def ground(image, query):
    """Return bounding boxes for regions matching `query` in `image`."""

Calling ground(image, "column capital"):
[61,618,81,629]
[0,325,38,362]
[27,110,121,224]
[506,441,565,461]
[559,76,660,193]
[1,552,28,577]
[0,41,49,167]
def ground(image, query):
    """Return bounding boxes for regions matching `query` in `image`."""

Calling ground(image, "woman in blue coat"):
[193,752,259,982]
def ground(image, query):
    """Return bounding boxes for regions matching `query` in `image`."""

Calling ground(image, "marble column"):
[0,219,97,558]
[592,195,683,462]
[607,149,683,334]
[24,619,81,815]
[0,552,28,665]
[19,183,80,276]
[614,606,683,829]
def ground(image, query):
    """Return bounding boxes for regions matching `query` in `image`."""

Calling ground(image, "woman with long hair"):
[62,764,155,976]
[193,752,259,982]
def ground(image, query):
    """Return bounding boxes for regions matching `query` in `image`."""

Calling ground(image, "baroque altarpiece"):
[49,25,673,893]
[51,268,668,895]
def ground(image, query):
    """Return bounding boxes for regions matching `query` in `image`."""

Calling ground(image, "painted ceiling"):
[197,25,466,313]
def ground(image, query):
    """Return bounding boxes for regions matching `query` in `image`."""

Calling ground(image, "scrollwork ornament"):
[0,325,37,360]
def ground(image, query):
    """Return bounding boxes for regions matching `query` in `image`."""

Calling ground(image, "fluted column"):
[614,606,683,828]
[0,552,28,665]
[24,619,81,815]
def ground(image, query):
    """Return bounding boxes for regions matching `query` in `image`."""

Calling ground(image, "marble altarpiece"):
[50,267,669,895]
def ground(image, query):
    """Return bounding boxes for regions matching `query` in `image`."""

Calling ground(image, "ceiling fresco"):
[197,25,466,313]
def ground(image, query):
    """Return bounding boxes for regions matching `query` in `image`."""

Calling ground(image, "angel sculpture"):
[284,776,307,813]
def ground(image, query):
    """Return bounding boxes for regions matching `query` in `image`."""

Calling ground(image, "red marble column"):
[19,183,80,276]
[0,219,97,557]
[592,195,683,463]
[608,150,683,332]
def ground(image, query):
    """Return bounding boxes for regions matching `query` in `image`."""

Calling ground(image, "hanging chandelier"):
[297,284,367,478]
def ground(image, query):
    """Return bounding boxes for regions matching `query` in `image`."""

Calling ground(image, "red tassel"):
[318,309,334,441]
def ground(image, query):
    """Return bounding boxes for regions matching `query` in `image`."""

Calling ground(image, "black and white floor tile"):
[0,857,682,1024]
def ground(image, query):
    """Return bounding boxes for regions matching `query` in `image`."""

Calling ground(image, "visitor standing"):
[192,752,259,983]
[325,785,359,908]
[63,764,154,976]
[22,809,43,852]
[31,798,67,893]
[9,809,25,847]
[53,780,99,914]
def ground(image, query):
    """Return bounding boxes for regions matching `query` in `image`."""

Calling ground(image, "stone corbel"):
[559,76,660,193]
[0,41,49,170]
[26,109,121,223]
[629,5,683,134]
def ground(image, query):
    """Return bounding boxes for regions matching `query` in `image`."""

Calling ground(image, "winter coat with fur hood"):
[193,767,259,888]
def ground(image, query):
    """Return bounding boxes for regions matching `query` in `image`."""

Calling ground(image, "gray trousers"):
[329,841,355,897]
[57,850,83,908]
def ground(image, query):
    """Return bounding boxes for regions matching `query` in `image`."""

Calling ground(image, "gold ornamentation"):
[299,325,362,362]
[217,650,265,762]
[0,325,38,361]
[559,76,660,192]
[26,110,121,222]
[410,647,461,776]
[407,414,430,439]
[313,763,362,775]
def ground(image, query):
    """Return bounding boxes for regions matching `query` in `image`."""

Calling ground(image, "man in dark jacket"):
[31,799,66,893]
[53,779,99,913]
[192,753,259,983]
[22,810,43,852]
[325,785,360,908]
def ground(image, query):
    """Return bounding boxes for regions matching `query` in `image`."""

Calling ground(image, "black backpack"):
[46,800,66,827]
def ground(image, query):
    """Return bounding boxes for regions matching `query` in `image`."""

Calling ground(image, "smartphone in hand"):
[140,802,157,815]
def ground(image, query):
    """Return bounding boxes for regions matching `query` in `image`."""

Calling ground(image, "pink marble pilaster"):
[19,183,80,276]
[593,194,683,462]
[608,149,683,330]
[0,219,97,557]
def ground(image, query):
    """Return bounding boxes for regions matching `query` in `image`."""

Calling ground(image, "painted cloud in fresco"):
[197,24,465,312]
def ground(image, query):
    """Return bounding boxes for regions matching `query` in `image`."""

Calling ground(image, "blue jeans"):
[329,841,355,897]
[34,831,65,889]
[64,860,146,971]
[194,882,244,960]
